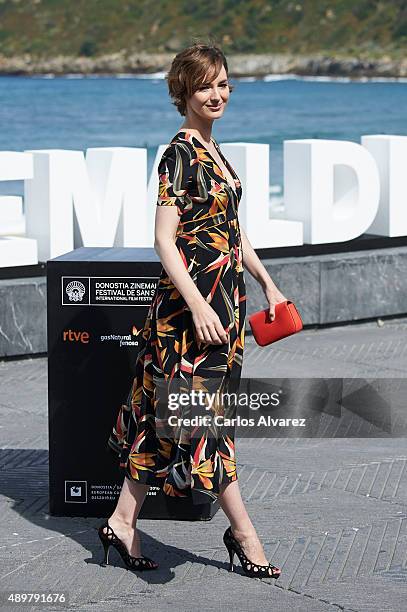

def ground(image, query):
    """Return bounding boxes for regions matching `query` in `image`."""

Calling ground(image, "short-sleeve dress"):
[107,130,246,505]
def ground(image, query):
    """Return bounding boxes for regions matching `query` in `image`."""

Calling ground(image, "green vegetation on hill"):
[0,0,406,59]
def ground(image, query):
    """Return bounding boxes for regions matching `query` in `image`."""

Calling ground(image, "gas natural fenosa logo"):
[99,324,143,346]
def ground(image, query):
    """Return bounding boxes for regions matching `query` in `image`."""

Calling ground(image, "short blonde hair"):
[166,43,234,116]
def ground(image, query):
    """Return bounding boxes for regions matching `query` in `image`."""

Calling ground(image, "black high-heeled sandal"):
[97,519,158,571]
[223,526,281,579]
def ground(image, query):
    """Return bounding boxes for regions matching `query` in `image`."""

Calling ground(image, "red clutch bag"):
[248,300,303,346]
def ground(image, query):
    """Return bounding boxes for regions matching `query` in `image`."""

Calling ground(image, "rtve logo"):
[63,329,90,343]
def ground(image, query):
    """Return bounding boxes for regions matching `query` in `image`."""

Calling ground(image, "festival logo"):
[65,280,86,302]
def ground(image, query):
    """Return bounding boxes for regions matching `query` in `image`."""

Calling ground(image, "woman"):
[98,43,286,579]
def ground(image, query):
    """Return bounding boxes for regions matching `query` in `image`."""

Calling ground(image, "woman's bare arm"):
[240,225,286,318]
[240,225,275,290]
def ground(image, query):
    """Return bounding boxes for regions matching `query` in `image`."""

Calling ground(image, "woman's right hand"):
[191,299,229,345]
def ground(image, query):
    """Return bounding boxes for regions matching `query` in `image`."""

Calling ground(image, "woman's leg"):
[219,480,275,567]
[103,474,155,562]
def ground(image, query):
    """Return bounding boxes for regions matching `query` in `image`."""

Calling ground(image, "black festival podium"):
[47,247,219,520]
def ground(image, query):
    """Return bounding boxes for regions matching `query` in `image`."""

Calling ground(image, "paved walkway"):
[1,316,407,611]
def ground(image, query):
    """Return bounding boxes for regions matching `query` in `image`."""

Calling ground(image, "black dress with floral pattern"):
[107,130,246,505]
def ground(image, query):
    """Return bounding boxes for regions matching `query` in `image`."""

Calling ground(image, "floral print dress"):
[107,130,246,505]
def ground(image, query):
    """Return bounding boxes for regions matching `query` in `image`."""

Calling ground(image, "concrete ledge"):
[246,245,407,325]
[1,245,407,358]
[0,276,47,357]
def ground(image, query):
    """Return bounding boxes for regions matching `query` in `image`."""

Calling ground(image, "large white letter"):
[0,152,37,267]
[283,139,380,244]
[362,135,407,237]
[24,147,147,261]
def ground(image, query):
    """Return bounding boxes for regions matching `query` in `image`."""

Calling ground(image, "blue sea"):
[1,73,407,207]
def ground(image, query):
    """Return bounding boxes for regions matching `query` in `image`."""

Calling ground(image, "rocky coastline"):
[1,51,407,78]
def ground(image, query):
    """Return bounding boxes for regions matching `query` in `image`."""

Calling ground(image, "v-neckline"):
[175,130,238,197]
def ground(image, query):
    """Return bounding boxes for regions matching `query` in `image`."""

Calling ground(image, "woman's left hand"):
[263,285,287,321]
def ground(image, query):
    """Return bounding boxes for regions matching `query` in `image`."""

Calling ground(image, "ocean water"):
[1,73,406,207]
